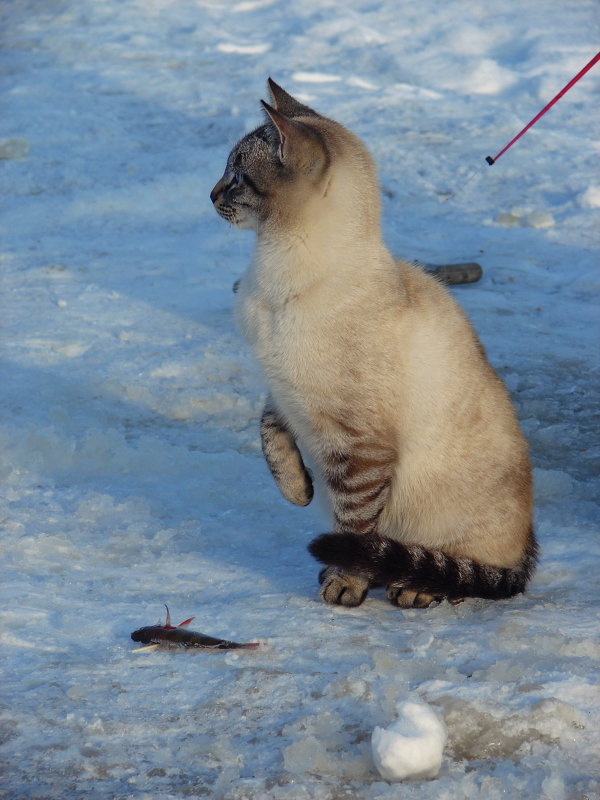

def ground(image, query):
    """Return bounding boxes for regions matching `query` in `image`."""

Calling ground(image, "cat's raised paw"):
[319,567,369,607]
[281,466,313,507]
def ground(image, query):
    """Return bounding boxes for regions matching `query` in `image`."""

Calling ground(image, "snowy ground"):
[1,1,599,798]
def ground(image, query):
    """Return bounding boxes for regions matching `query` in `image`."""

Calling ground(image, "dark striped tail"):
[308,531,538,601]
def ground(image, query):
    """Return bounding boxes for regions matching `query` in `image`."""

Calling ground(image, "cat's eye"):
[225,173,245,193]
[238,172,262,195]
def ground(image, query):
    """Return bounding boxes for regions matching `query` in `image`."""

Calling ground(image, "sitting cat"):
[210,79,537,608]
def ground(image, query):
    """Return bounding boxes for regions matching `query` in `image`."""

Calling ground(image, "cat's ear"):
[261,100,297,161]
[261,100,327,175]
[267,78,319,118]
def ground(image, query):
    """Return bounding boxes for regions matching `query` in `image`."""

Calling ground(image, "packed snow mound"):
[371,700,447,782]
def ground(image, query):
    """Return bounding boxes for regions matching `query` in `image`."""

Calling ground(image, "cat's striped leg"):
[260,401,313,506]
[318,441,395,607]
[310,533,538,605]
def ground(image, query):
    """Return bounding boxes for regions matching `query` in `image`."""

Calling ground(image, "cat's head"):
[210,79,378,234]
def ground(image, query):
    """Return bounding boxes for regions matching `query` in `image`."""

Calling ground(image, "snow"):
[371,700,447,781]
[1,0,599,798]
[581,185,600,208]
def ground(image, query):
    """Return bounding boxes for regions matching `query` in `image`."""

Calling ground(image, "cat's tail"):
[308,531,538,600]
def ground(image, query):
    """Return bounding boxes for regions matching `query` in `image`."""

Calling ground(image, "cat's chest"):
[236,283,330,389]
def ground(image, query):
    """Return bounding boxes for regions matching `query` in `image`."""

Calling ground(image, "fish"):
[130,605,260,653]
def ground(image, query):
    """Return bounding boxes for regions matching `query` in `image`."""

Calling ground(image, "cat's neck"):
[252,168,387,302]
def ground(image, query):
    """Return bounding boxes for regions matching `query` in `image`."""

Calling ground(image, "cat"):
[210,78,537,609]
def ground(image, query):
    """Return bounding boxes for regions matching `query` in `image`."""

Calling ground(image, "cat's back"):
[378,262,523,444]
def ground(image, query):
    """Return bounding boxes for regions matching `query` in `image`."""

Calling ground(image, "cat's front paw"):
[319,567,369,607]
[281,466,313,507]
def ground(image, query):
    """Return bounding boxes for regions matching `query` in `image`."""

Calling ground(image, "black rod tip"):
[485,155,495,165]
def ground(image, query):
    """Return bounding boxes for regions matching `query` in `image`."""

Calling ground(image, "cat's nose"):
[210,178,224,204]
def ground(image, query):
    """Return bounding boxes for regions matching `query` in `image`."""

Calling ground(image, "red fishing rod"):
[486,50,600,165]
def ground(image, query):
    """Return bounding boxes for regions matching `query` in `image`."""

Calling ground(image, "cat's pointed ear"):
[261,100,328,175]
[261,100,297,161]
[267,78,319,118]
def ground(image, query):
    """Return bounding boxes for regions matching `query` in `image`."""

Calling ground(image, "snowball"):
[371,700,447,782]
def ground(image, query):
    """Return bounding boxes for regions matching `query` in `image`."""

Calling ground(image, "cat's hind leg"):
[316,438,396,607]
[310,532,538,605]
[386,586,440,608]
[260,401,313,506]
[387,586,466,607]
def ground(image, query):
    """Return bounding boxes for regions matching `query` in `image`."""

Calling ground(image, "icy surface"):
[1,1,599,799]
[371,700,447,781]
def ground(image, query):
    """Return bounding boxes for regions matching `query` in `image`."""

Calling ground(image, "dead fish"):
[130,605,260,653]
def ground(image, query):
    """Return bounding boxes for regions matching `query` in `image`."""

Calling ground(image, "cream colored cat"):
[211,79,537,608]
